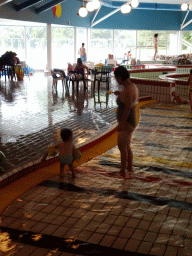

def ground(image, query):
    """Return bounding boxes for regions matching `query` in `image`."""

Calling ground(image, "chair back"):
[93,66,112,75]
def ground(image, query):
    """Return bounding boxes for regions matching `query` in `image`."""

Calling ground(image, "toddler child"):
[42,128,80,178]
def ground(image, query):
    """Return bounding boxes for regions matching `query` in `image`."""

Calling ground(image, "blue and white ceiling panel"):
[0,0,192,30]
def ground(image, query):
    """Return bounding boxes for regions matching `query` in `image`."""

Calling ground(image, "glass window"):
[52,25,74,69]
[182,31,192,54]
[114,30,136,60]
[76,27,87,61]
[27,26,47,69]
[90,29,113,63]
[137,30,178,60]
[0,25,25,61]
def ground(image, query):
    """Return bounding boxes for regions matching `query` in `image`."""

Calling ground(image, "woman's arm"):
[114,90,121,96]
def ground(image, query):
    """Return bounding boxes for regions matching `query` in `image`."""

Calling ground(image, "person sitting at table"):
[74,58,89,79]
[71,58,89,90]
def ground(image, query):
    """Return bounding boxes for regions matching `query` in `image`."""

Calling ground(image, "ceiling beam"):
[91,5,101,26]
[14,0,42,12]
[0,0,12,7]
[35,0,66,14]
[181,11,189,29]
[92,6,121,27]
[181,18,192,30]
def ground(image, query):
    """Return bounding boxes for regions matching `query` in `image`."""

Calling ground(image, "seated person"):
[71,58,89,90]
[106,54,117,67]
[74,58,89,79]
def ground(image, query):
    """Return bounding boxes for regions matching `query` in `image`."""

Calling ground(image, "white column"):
[74,27,77,63]
[47,24,52,71]
[88,28,91,61]
[177,30,182,55]
[112,30,115,58]
[24,26,27,64]
[86,28,88,61]
[135,30,137,60]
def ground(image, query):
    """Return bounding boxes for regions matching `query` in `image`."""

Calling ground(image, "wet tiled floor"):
[0,74,192,255]
[0,73,118,176]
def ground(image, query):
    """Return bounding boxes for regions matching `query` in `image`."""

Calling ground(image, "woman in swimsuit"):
[188,69,192,111]
[114,66,139,177]
[153,33,158,60]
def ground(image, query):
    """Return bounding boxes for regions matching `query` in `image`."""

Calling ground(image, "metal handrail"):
[182,39,192,48]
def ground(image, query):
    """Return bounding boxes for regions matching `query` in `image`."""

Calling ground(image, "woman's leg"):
[154,46,157,60]
[127,133,133,174]
[189,91,192,111]
[60,163,65,177]
[118,131,128,176]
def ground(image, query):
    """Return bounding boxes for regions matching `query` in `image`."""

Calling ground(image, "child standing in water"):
[188,69,192,111]
[42,128,80,178]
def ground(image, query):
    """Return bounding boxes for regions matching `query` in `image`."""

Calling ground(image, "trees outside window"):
[90,29,113,63]
[0,26,24,61]
[52,25,74,69]
[114,30,136,60]
[182,31,192,54]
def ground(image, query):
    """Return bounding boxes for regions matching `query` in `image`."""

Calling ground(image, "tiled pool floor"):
[0,74,192,255]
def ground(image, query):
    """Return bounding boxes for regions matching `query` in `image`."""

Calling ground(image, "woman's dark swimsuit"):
[116,96,137,128]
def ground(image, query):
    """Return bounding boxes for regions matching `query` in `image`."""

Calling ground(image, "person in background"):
[153,33,158,60]
[188,69,192,111]
[114,66,139,178]
[73,58,89,90]
[75,58,89,76]
[78,43,87,63]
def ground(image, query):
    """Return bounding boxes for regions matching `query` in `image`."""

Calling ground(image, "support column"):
[112,30,114,58]
[177,30,182,55]
[47,24,52,71]
[86,28,89,61]
[24,26,28,64]
[135,30,137,60]
[74,27,77,63]
[88,28,91,62]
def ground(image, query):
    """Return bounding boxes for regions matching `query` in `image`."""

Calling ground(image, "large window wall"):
[52,25,74,70]
[0,26,25,61]
[0,20,190,70]
[114,30,136,59]
[90,29,113,63]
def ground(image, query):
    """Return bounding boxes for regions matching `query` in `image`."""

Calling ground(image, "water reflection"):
[94,90,109,111]
[0,80,24,103]
[0,231,16,254]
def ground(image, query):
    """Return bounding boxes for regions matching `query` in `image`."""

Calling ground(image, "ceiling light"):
[131,0,139,8]
[92,0,100,10]
[189,3,192,10]
[86,1,94,12]
[121,4,131,14]
[79,6,88,17]
[181,3,188,11]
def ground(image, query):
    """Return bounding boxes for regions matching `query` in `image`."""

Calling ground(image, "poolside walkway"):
[0,86,192,255]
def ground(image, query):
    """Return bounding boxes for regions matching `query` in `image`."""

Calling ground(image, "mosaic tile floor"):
[0,74,192,255]
[0,73,118,176]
